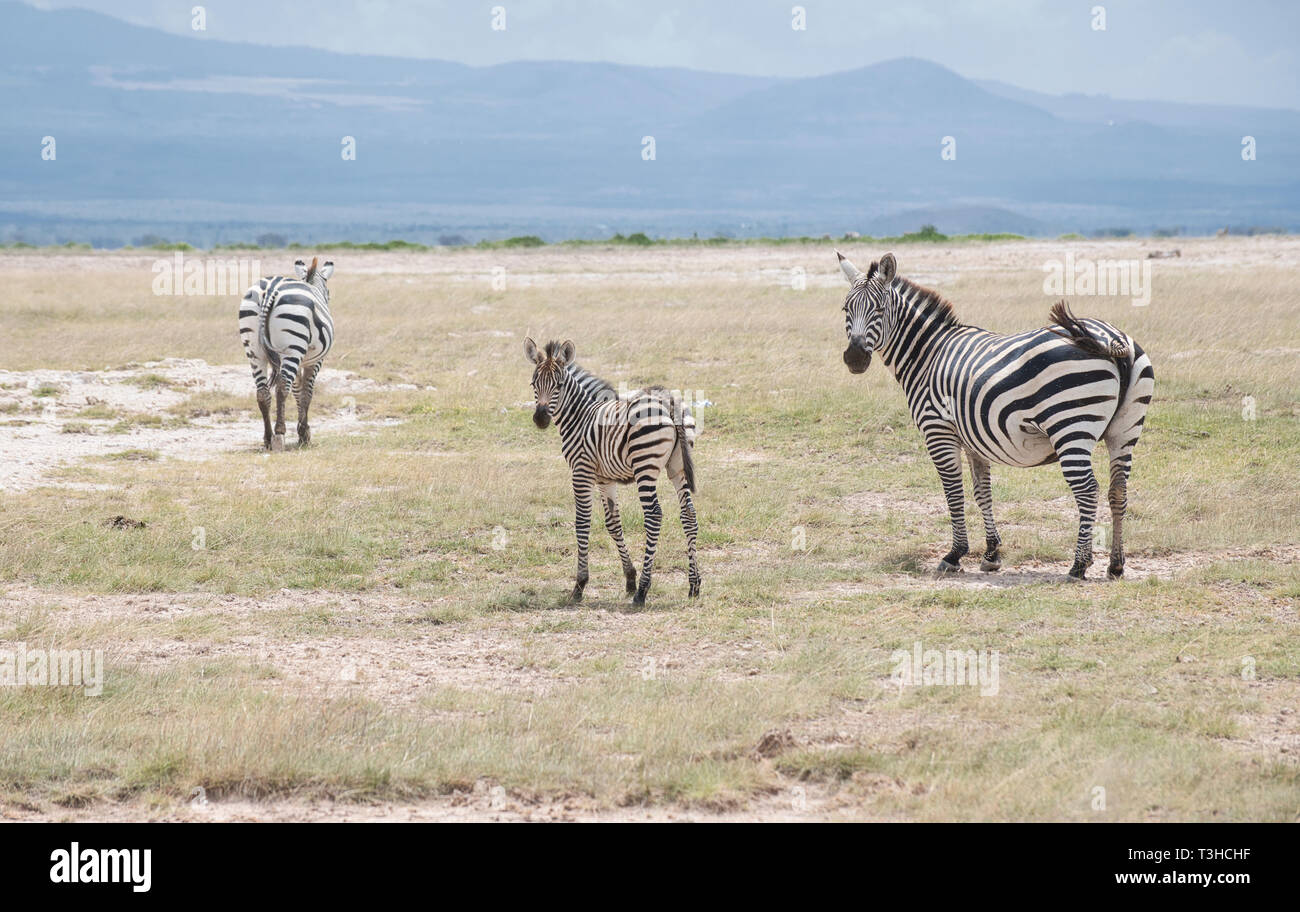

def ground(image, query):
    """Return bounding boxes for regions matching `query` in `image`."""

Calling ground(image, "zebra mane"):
[889,271,962,328]
[541,340,615,396]
[566,363,615,396]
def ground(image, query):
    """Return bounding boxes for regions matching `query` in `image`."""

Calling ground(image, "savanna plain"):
[0,237,1297,821]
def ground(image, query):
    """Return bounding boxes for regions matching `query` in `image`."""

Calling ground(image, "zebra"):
[239,257,335,451]
[836,251,1155,580]
[525,338,700,606]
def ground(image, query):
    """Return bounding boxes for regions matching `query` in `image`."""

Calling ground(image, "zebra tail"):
[257,291,282,373]
[1050,300,1135,421]
[1048,301,1114,359]
[678,427,697,494]
[671,398,697,494]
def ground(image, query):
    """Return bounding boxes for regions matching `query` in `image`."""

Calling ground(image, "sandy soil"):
[2,778,873,823]
[0,358,408,491]
[3,235,1299,289]
[4,544,1296,710]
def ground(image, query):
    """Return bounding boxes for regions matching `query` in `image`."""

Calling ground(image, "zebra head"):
[524,337,575,429]
[294,257,335,300]
[837,251,896,374]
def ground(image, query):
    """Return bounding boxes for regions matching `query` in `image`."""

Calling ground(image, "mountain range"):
[2,1,1297,246]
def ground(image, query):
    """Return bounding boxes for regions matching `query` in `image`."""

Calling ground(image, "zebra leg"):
[1056,436,1101,580]
[676,482,701,598]
[632,472,663,607]
[1101,340,1153,580]
[271,375,287,452]
[1105,453,1130,579]
[257,386,273,450]
[242,346,274,449]
[599,484,637,594]
[967,451,1003,571]
[926,433,969,572]
[295,361,321,447]
[571,474,594,603]
[666,435,700,597]
[272,356,303,453]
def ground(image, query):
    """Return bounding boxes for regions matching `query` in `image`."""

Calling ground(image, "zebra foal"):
[525,338,700,606]
[239,257,335,451]
[836,251,1154,580]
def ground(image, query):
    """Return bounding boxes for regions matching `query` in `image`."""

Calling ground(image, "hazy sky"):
[25,0,1300,109]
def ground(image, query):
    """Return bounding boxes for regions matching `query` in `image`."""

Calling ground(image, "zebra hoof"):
[271,434,285,453]
[1107,563,1124,580]
[979,558,1002,572]
[570,586,584,604]
[936,560,962,574]
[632,589,648,608]
[688,580,701,598]
[1067,564,1087,581]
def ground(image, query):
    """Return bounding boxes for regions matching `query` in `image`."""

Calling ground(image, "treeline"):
[2,225,1293,252]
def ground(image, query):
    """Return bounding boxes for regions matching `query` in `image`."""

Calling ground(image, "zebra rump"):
[1048,300,1133,406]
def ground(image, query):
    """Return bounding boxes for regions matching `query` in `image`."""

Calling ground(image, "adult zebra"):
[525,338,700,606]
[836,252,1154,580]
[239,257,335,451]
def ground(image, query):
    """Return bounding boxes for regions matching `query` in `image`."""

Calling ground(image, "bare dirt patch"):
[0,585,779,706]
[796,545,1300,594]
[843,490,946,517]
[2,777,874,822]
[6,234,1298,289]
[0,358,406,491]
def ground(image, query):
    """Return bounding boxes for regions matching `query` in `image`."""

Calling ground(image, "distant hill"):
[1,1,1296,246]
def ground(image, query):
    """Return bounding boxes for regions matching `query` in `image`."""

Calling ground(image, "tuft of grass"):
[106,449,160,461]
[124,373,178,390]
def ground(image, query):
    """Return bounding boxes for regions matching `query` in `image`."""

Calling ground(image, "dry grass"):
[0,237,1297,821]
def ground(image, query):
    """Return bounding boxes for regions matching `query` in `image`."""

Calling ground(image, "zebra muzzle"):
[533,406,552,429]
[843,344,872,374]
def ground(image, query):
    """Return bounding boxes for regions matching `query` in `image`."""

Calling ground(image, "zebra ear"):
[558,340,576,365]
[878,253,897,282]
[523,337,541,364]
[835,249,863,284]
[319,260,334,280]
[293,259,308,279]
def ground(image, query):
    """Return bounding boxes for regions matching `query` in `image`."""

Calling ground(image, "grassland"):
[0,237,1297,821]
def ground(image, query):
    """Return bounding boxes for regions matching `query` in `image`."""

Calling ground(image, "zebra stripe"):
[525,338,700,605]
[838,251,1155,580]
[239,257,335,451]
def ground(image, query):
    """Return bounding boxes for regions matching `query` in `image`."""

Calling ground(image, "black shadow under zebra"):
[836,251,1155,580]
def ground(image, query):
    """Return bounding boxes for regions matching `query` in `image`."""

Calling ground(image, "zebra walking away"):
[239,257,335,451]
[836,251,1155,580]
[525,338,700,606]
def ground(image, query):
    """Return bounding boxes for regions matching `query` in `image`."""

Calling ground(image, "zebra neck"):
[553,364,613,429]
[878,292,967,384]
[307,278,330,309]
